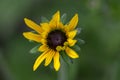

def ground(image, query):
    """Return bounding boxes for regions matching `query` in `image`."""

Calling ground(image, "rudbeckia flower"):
[23,11,79,71]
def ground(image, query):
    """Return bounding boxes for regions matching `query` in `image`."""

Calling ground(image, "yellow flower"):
[23,11,79,71]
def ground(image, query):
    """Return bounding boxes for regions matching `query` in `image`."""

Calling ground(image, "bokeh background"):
[0,0,120,80]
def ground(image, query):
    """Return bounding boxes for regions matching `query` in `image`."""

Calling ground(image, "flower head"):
[23,11,79,71]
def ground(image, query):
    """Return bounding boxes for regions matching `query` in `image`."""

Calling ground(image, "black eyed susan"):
[23,11,79,71]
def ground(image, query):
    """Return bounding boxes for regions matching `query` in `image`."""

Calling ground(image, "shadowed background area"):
[0,0,120,80]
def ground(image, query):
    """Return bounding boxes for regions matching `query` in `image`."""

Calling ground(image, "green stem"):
[58,58,69,80]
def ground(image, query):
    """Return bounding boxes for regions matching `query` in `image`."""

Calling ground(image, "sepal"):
[76,28,82,35]
[61,13,67,24]
[41,16,49,23]
[76,38,85,45]
[60,51,73,65]
[71,44,81,52]
[29,44,41,54]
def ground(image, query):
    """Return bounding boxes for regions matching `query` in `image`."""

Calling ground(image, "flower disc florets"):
[47,30,67,50]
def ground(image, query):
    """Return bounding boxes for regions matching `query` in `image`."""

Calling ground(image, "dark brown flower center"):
[47,30,67,50]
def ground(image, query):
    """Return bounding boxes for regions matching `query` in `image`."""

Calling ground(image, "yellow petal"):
[54,51,60,71]
[23,32,41,43]
[44,50,55,66]
[40,39,47,44]
[67,30,77,39]
[33,49,50,71]
[49,11,60,28]
[41,31,48,39]
[68,14,78,30]
[64,41,69,46]
[56,46,62,51]
[24,18,43,34]
[64,25,70,32]
[65,47,79,58]
[58,22,64,29]
[40,23,50,32]
[38,44,49,52]
[67,39,77,46]
[56,46,65,51]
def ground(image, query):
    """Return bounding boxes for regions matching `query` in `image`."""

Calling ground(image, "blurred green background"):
[0,0,120,80]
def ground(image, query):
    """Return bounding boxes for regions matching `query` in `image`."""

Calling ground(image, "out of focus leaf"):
[41,16,49,22]
[29,45,40,54]
[76,28,82,35]
[77,38,85,45]
[61,13,67,24]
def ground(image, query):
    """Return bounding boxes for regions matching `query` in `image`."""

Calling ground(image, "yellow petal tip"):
[33,67,36,71]
[55,68,59,71]
[75,13,78,16]
[74,14,78,18]
[56,10,60,14]
[44,64,47,67]
[74,14,78,21]
[22,32,27,38]
[55,64,60,71]
[24,18,28,22]
[76,55,79,58]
